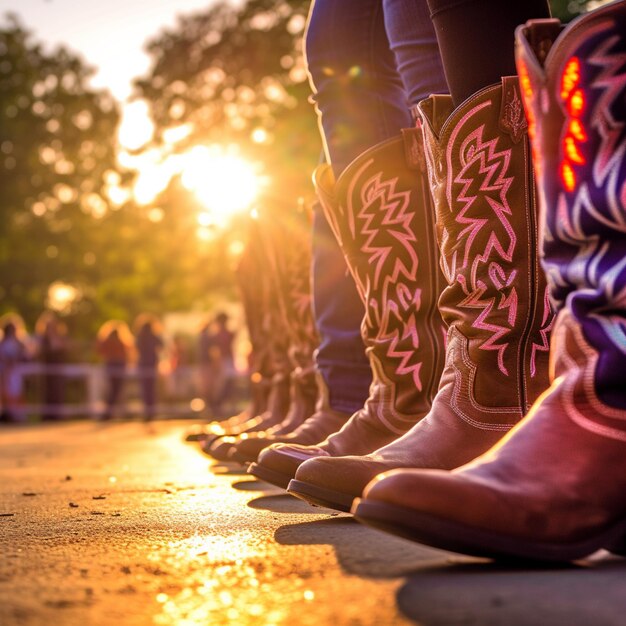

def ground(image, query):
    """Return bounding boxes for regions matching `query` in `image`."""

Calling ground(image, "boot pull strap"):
[522,18,563,66]
[401,125,426,173]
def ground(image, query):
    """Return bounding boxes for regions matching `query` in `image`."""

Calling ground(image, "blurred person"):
[0,314,29,423]
[207,311,236,416]
[167,334,192,400]
[134,314,164,421]
[197,319,216,415]
[96,320,133,421]
[35,311,70,421]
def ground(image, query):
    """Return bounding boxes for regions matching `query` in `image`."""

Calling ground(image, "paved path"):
[1,421,625,626]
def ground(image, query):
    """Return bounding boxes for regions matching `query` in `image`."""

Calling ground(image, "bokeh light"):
[47,281,81,313]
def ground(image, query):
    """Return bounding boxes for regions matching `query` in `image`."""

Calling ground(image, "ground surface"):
[1,421,626,626]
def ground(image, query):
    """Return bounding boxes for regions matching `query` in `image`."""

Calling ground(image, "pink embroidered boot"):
[286,76,553,511]
[249,131,447,490]
[353,1,626,561]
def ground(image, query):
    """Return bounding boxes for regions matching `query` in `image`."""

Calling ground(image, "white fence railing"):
[2,363,246,420]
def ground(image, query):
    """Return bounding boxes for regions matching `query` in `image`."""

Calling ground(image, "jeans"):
[311,202,373,414]
[306,0,447,414]
[305,0,447,174]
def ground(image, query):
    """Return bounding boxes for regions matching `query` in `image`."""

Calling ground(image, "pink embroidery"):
[529,285,554,377]
[357,172,419,289]
[344,162,425,391]
[446,105,519,375]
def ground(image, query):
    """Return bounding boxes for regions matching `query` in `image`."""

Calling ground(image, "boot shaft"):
[246,216,292,379]
[418,81,553,413]
[516,2,626,409]
[280,203,319,371]
[315,133,445,426]
[255,204,318,372]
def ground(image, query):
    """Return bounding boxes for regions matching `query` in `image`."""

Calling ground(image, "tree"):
[0,14,244,343]
[134,0,320,202]
[550,0,600,21]
[0,15,121,332]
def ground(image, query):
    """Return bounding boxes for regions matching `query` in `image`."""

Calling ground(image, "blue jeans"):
[306,0,447,175]
[306,0,447,413]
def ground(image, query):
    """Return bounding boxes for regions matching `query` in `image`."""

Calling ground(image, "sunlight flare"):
[181,147,262,220]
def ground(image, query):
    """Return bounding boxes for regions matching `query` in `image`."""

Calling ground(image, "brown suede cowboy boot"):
[353,3,626,561]
[249,131,446,489]
[203,215,292,462]
[229,202,322,463]
[288,76,553,511]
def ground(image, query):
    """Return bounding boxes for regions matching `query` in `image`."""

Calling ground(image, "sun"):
[180,146,263,220]
[118,101,154,151]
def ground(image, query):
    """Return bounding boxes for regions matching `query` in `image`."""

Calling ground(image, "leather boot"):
[204,370,291,461]
[229,365,320,464]
[234,198,362,466]
[353,2,626,561]
[223,203,323,464]
[250,132,446,490]
[185,370,272,442]
[246,374,351,487]
[207,202,318,462]
[286,75,554,511]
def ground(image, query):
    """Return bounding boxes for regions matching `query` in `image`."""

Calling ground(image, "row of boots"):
[189,3,626,562]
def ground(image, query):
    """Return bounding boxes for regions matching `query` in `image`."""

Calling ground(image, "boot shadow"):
[396,553,626,625]
[210,463,248,476]
[248,494,337,515]
[232,479,279,492]
[274,517,453,579]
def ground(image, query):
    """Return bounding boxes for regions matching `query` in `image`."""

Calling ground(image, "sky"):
[1,0,235,101]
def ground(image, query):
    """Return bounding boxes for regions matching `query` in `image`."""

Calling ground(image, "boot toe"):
[294,455,392,500]
[362,467,509,532]
[206,436,238,462]
[256,443,328,477]
[234,436,276,463]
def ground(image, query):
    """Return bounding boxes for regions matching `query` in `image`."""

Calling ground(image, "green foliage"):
[550,0,596,22]
[0,14,120,334]
[0,13,247,342]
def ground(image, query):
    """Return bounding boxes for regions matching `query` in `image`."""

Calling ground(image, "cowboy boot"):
[249,132,446,491]
[246,373,352,487]
[223,204,322,464]
[186,220,275,443]
[204,217,292,461]
[353,2,626,561]
[287,71,554,511]
[204,369,291,461]
[233,200,359,466]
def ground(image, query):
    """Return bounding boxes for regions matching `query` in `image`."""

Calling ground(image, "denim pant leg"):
[312,203,372,415]
[305,0,413,175]
[306,1,446,415]
[383,0,447,105]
